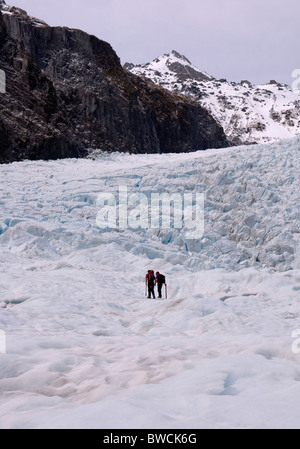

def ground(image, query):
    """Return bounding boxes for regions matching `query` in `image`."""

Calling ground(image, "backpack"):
[159,274,166,284]
[148,270,155,283]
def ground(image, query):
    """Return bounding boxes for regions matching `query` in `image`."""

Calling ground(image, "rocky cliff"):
[0,2,229,163]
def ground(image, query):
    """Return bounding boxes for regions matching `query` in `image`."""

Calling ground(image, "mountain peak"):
[169,50,192,65]
[127,51,213,84]
[127,51,300,146]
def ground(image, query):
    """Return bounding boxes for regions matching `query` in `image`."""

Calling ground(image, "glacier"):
[0,136,300,429]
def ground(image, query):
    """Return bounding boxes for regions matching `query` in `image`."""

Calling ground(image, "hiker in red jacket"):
[145,270,156,299]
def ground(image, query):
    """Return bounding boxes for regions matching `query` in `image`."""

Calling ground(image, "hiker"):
[156,272,166,299]
[145,270,156,299]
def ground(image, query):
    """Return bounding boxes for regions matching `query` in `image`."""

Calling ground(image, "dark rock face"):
[166,51,213,83]
[0,5,229,163]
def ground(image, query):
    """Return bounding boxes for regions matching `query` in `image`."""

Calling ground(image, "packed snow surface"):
[0,137,300,429]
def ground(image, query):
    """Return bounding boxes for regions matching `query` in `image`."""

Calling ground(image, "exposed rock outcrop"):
[0,2,229,163]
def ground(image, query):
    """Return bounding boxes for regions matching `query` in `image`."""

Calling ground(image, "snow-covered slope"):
[126,51,300,146]
[0,137,300,429]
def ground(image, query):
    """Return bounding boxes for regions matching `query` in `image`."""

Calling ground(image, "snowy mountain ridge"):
[126,51,300,146]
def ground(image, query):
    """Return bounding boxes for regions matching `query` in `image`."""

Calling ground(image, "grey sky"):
[9,0,300,85]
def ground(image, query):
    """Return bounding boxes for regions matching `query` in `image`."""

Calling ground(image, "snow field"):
[0,137,300,428]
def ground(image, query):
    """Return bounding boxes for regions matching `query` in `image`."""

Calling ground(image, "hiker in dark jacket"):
[156,272,166,299]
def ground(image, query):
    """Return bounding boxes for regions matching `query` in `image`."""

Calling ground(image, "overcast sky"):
[9,0,300,85]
